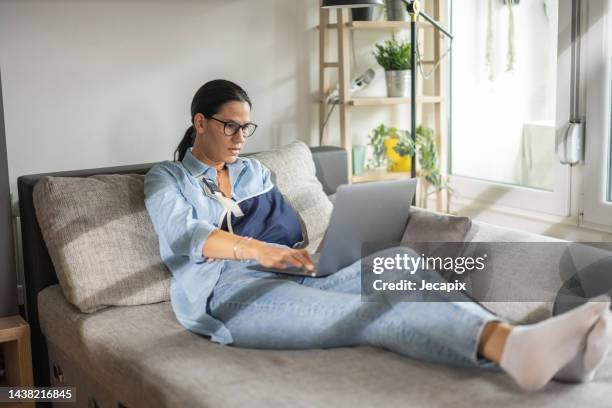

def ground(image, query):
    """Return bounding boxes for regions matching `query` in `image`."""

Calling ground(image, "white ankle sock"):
[584,309,612,371]
[554,309,612,383]
[499,296,610,391]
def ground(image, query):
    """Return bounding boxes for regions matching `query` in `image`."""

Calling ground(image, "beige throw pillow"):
[33,174,171,313]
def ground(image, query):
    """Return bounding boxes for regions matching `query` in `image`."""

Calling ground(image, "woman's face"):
[193,100,251,165]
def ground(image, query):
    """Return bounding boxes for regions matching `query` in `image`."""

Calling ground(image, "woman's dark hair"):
[174,79,252,161]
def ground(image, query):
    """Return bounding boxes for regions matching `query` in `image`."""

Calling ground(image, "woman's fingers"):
[291,251,314,271]
[260,251,298,269]
[283,252,304,268]
[299,250,315,269]
[281,250,315,272]
[258,247,315,272]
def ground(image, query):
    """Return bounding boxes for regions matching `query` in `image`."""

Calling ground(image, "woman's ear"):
[193,113,206,134]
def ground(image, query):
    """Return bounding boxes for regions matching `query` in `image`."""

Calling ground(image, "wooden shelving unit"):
[0,315,34,408]
[318,0,449,211]
[323,20,437,30]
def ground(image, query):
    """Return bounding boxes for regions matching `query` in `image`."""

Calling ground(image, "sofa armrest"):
[310,146,348,195]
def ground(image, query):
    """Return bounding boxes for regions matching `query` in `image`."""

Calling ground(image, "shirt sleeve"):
[144,164,217,264]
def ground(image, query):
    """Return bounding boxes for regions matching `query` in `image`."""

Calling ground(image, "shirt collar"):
[182,148,247,178]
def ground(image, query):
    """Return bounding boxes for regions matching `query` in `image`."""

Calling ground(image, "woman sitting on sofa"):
[144,79,612,392]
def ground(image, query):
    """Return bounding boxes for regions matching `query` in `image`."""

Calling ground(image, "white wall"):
[1,0,421,210]
[0,0,323,209]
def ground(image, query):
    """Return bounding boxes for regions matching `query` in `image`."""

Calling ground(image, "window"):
[451,0,559,191]
[448,0,583,217]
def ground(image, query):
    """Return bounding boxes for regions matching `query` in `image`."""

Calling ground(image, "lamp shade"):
[321,0,384,8]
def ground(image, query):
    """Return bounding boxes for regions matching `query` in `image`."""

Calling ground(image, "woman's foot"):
[499,295,610,391]
[555,309,612,383]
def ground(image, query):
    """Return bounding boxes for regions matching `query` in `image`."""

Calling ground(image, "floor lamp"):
[403,0,453,179]
[321,0,453,183]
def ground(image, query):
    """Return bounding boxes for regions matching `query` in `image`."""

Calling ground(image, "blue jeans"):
[208,247,501,369]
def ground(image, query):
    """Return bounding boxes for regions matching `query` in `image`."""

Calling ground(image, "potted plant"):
[387,130,414,172]
[367,124,452,207]
[373,35,412,97]
[415,125,452,207]
[367,124,414,172]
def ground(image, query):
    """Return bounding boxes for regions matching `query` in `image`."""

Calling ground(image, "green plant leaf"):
[367,123,390,169]
[367,124,450,194]
[373,35,412,71]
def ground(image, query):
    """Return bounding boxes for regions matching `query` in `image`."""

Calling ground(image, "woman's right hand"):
[248,242,315,272]
[202,230,314,271]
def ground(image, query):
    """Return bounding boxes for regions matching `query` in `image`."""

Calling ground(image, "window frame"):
[580,0,612,230]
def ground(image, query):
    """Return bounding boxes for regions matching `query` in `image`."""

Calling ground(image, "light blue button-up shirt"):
[144,148,275,344]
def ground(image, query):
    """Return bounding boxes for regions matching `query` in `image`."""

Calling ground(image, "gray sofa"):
[18,145,612,408]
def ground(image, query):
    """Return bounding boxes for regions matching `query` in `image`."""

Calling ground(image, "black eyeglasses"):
[210,117,258,138]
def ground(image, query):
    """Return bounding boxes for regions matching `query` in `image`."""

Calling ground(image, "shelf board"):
[323,62,339,68]
[348,21,433,30]
[352,169,413,183]
[321,21,436,30]
[348,96,444,106]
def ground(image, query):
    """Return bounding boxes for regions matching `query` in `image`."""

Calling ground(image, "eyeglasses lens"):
[243,124,256,137]
[224,122,256,137]
[224,123,240,136]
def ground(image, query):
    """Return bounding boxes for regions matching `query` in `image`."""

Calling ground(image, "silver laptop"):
[247,178,417,277]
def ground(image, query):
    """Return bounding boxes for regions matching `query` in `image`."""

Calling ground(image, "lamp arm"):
[401,0,453,40]
[419,9,453,40]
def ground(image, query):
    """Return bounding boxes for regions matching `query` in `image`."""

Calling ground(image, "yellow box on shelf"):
[384,138,412,172]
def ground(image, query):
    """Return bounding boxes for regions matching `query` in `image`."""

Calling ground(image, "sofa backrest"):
[17,145,347,387]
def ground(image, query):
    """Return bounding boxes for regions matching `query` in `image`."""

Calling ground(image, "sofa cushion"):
[400,208,473,279]
[38,284,612,408]
[402,208,472,243]
[33,174,171,313]
[399,209,565,324]
[252,141,333,252]
[468,219,566,324]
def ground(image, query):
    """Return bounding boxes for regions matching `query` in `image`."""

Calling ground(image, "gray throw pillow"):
[402,208,473,243]
[401,208,474,279]
[252,141,333,253]
[33,175,171,313]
